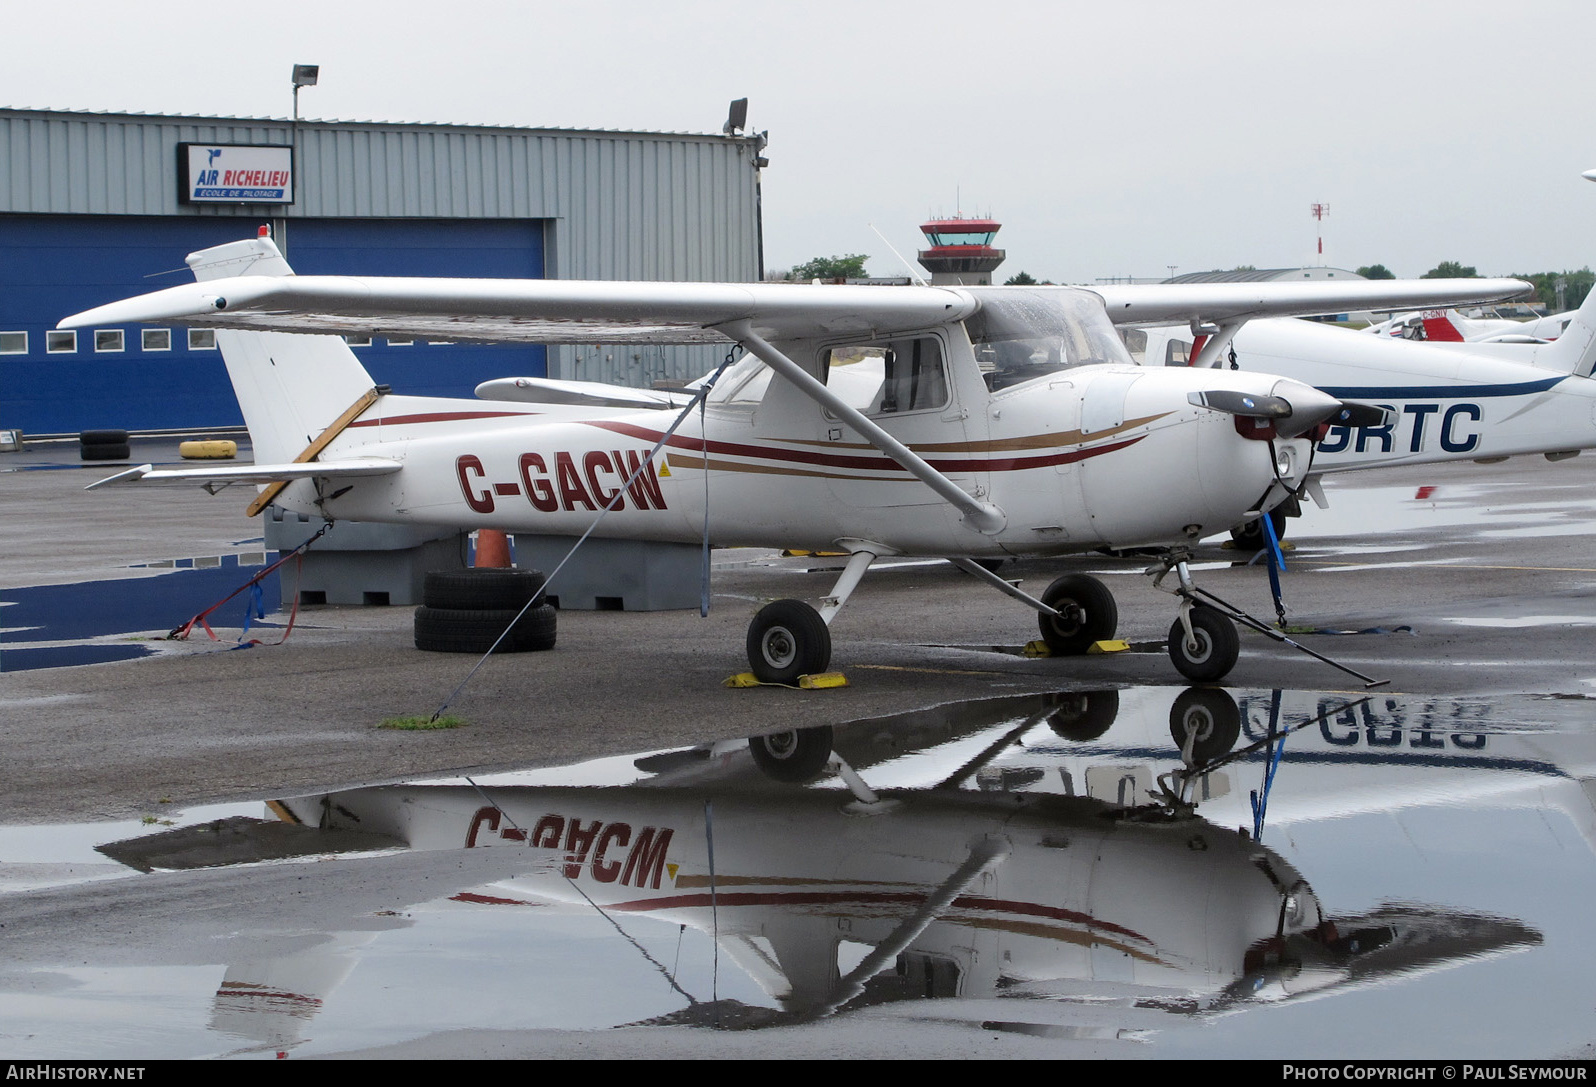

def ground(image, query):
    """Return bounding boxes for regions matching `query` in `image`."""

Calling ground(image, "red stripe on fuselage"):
[584,419,1145,474]
[605,888,1148,943]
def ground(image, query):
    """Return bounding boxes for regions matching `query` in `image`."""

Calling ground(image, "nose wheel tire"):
[1168,606,1240,683]
[747,599,831,684]
[1037,574,1119,655]
[748,725,835,782]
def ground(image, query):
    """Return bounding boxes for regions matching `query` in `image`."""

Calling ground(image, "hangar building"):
[0,107,764,437]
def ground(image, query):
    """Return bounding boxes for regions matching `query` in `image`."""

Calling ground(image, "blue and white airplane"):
[1127,277,1596,542]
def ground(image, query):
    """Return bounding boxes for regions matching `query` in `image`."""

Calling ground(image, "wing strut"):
[1191,319,1245,368]
[719,320,1007,535]
[245,385,385,517]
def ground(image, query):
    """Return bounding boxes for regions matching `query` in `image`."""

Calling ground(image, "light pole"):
[287,65,318,251]
[291,64,319,125]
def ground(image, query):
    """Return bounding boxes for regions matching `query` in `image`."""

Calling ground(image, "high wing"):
[60,277,979,345]
[61,275,1528,345]
[1091,279,1529,326]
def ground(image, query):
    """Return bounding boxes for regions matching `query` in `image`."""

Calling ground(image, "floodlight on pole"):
[723,98,748,137]
[292,64,319,124]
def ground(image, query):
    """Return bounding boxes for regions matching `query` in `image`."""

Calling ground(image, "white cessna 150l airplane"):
[63,236,1525,684]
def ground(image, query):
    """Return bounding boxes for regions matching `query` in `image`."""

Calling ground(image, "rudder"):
[187,236,378,463]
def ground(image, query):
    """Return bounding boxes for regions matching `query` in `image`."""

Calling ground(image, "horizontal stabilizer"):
[476,376,694,409]
[85,458,402,491]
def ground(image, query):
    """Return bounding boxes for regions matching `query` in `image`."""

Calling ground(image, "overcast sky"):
[7,0,1594,283]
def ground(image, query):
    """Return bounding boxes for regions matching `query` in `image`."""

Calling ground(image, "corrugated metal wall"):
[0,109,762,383]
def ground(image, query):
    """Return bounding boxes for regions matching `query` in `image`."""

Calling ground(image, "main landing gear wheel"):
[1167,606,1240,683]
[747,599,831,684]
[1045,689,1122,741]
[1037,574,1119,655]
[1169,687,1241,763]
[1230,507,1288,551]
[747,725,835,782]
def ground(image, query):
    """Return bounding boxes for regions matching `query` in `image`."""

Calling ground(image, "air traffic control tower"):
[916,215,1006,285]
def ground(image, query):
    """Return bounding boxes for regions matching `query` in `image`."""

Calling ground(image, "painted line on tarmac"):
[853,664,1015,677]
[1297,559,1596,574]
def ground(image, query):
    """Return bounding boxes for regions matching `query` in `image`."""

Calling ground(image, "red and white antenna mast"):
[1310,202,1330,265]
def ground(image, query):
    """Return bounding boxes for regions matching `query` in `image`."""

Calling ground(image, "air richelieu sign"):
[178,143,294,204]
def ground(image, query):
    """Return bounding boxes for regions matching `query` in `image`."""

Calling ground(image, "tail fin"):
[187,237,378,463]
[1419,310,1467,342]
[1518,286,1596,377]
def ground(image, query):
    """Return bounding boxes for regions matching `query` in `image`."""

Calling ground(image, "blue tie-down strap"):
[237,580,267,642]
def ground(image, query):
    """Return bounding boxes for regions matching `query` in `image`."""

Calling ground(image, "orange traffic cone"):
[474,529,513,568]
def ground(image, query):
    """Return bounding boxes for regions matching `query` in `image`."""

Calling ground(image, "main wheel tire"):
[423,568,548,610]
[1037,574,1118,655]
[746,599,831,684]
[1167,606,1240,683]
[1230,507,1288,551]
[80,441,131,461]
[1045,689,1122,741]
[1169,687,1241,763]
[748,725,835,782]
[414,604,557,653]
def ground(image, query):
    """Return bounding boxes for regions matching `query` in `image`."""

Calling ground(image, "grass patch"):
[377,714,466,731]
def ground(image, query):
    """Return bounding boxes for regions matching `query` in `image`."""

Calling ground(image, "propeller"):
[1189,381,1395,439]
[1187,390,1292,419]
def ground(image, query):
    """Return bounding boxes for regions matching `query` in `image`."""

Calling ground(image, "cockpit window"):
[963,288,1133,391]
[824,336,948,415]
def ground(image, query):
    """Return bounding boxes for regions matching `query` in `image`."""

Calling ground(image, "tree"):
[791,254,868,281]
[1422,261,1479,279]
[1004,271,1039,286]
[1356,264,1395,280]
[1506,268,1594,311]
[1231,264,1257,272]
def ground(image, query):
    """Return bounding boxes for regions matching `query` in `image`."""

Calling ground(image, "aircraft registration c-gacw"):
[60,237,1527,684]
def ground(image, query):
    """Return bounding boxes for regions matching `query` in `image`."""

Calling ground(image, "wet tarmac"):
[5,442,1596,1057]
[0,685,1589,1059]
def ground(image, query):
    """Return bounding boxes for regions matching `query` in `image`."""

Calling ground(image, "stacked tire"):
[80,429,130,461]
[414,568,557,653]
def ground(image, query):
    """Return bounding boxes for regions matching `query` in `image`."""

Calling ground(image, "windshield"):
[705,352,773,407]
[963,288,1132,391]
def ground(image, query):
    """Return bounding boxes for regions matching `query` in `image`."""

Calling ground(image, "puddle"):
[1444,615,1596,629]
[2,686,1594,1058]
[1289,480,1596,547]
[1,555,281,672]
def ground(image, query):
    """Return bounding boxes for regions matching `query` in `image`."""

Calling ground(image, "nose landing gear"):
[1168,604,1241,683]
[1149,552,1388,688]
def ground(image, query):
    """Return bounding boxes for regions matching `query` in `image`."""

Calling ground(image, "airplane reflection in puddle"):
[93,686,1558,1050]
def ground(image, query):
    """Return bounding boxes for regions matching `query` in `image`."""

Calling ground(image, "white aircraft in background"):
[1364,307,1572,344]
[1128,283,1596,544]
[62,235,1523,684]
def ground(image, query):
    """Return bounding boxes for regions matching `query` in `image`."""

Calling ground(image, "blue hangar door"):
[0,215,546,436]
[282,219,547,401]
